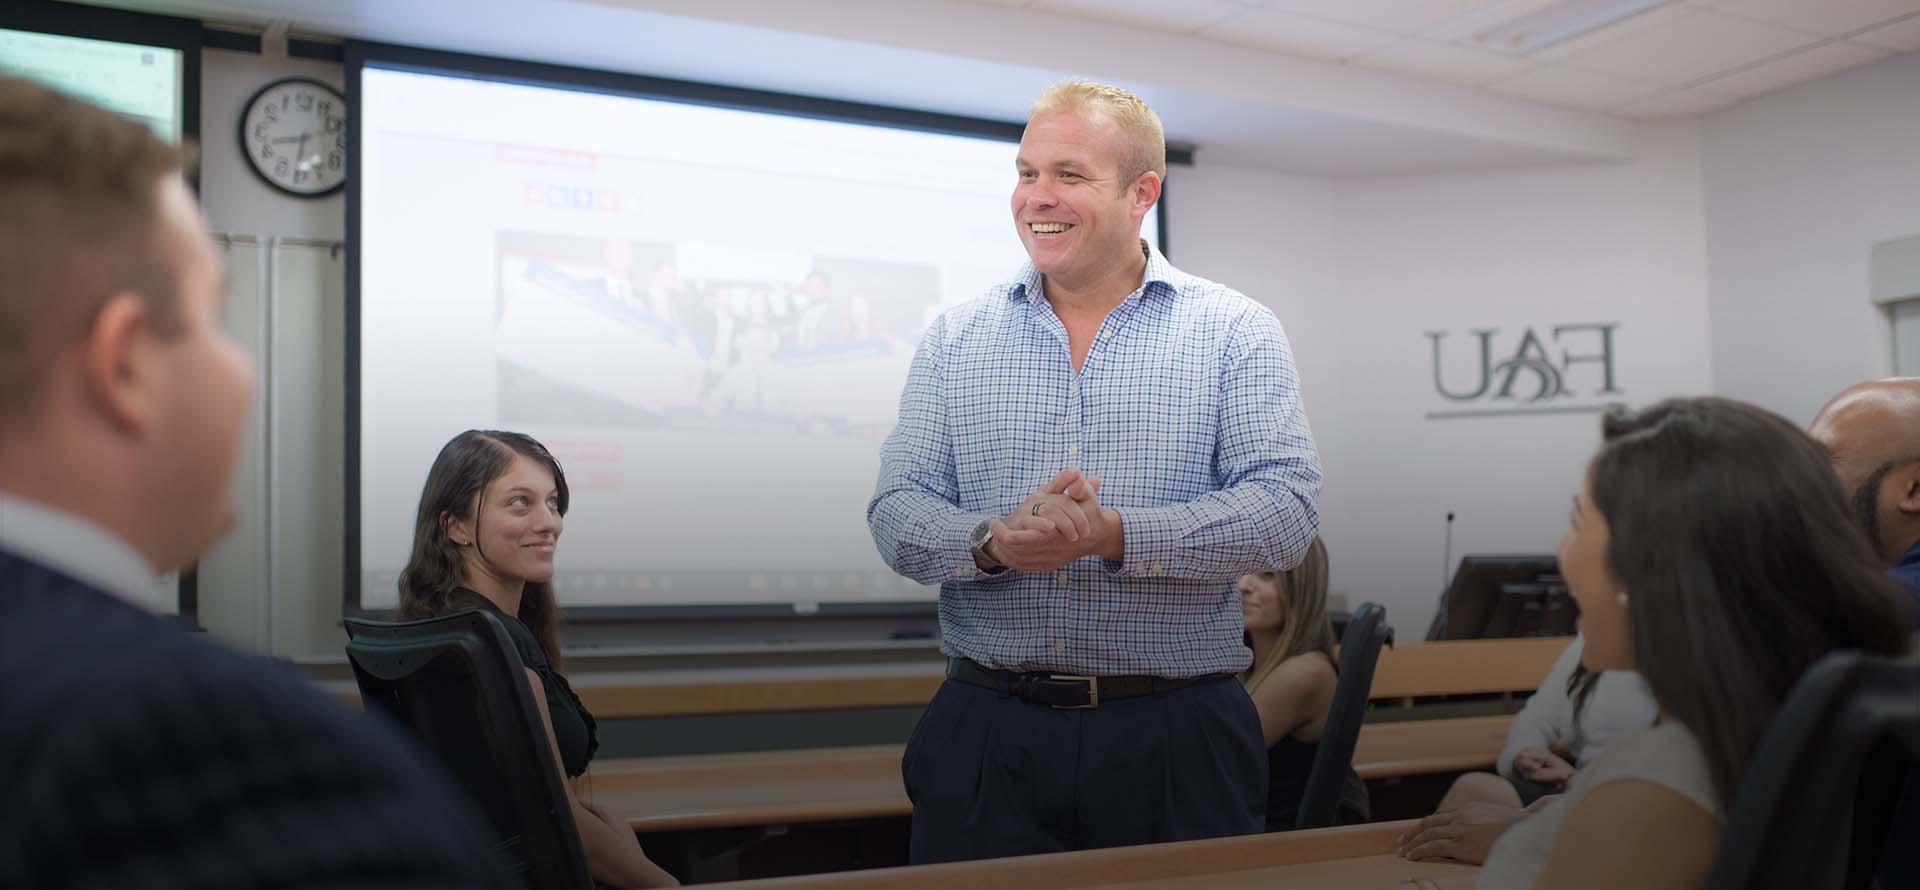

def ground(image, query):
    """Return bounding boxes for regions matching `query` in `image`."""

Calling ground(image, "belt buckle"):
[1047,674,1099,709]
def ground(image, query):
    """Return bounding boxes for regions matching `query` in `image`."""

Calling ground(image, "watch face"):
[970,519,992,549]
[240,77,346,197]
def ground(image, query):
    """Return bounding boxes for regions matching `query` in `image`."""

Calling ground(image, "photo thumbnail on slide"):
[493,230,935,437]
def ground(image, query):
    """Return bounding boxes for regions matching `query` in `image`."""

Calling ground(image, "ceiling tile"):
[1524,3,1693,62]
[1350,37,1537,85]
[1248,0,1500,37]
[1618,87,1743,117]
[1197,8,1404,59]
[1853,13,1920,49]
[1486,64,1660,110]
[1560,8,1822,85]
[1032,0,1245,32]
[1420,0,1562,42]
[1693,38,1889,96]
[1695,0,1920,36]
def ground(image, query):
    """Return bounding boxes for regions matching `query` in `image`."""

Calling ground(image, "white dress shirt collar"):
[0,492,163,611]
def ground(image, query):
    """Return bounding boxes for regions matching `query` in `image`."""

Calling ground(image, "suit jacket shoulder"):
[0,550,510,890]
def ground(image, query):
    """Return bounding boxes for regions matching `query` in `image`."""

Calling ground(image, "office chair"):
[1704,647,1919,890]
[346,610,593,890]
[1294,601,1391,829]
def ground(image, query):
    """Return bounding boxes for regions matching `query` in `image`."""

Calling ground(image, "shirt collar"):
[461,587,506,614]
[1008,238,1182,303]
[0,492,162,610]
[1899,539,1920,570]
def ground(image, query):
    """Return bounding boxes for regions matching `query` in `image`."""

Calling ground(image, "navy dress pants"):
[902,674,1267,864]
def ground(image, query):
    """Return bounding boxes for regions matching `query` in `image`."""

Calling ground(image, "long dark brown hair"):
[398,429,570,669]
[1589,397,1910,805]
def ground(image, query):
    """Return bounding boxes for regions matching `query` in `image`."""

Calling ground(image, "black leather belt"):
[946,657,1231,709]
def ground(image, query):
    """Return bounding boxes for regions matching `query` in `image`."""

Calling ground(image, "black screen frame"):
[343,38,1183,622]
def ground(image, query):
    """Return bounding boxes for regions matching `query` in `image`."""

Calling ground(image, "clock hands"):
[268,133,327,172]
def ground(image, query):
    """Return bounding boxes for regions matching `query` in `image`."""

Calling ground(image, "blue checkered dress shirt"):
[868,241,1321,678]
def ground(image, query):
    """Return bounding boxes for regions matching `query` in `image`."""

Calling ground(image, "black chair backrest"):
[1294,601,1392,830]
[345,610,592,890]
[1705,647,1920,890]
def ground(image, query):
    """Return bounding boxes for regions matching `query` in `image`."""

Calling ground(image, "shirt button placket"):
[1061,376,1084,662]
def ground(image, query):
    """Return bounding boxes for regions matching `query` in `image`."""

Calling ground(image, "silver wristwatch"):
[969,519,1011,575]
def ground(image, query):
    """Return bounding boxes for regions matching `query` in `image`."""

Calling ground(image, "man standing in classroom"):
[868,79,1322,863]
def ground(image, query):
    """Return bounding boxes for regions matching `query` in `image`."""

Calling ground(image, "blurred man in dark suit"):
[0,74,509,889]
[1808,377,1920,890]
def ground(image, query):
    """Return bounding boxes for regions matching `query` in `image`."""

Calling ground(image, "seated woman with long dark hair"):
[399,429,678,889]
[1398,397,1912,890]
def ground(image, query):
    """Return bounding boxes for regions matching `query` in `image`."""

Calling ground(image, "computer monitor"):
[1427,555,1576,641]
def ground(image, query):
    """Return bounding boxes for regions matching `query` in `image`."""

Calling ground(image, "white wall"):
[1180,124,1715,636]
[196,48,348,656]
[1703,52,1920,426]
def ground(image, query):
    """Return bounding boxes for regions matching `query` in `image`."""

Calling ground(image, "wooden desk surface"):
[1367,637,1568,700]
[1352,714,1514,779]
[330,637,1568,718]
[696,820,1476,889]
[594,715,1512,833]
[568,662,948,718]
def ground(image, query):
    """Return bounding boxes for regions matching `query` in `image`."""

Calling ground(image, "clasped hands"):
[1511,740,1577,790]
[980,468,1123,572]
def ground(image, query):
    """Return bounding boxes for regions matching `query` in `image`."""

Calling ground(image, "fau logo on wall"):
[1424,323,1622,420]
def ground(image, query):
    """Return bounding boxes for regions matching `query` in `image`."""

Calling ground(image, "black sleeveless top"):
[465,592,600,777]
[1264,735,1319,831]
[1265,736,1371,831]
[1256,650,1373,831]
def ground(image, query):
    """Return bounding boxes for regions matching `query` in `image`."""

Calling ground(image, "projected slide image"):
[494,229,933,437]
[357,61,1151,610]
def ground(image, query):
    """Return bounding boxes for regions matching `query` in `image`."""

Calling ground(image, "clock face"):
[240,77,346,197]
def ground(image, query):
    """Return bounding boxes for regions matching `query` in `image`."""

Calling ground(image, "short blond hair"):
[1029,79,1166,186]
[0,75,187,426]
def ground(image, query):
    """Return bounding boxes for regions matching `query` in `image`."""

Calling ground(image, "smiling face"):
[1558,472,1632,671]
[1012,110,1159,290]
[450,452,563,587]
[1237,572,1287,635]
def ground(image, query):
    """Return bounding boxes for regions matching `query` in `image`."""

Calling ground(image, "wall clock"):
[240,76,346,197]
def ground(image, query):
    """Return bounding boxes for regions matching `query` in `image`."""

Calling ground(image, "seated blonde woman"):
[1238,538,1369,830]
[1396,397,1912,890]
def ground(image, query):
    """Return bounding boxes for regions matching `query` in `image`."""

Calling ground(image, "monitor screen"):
[0,27,183,142]
[351,51,1163,613]
[1429,555,1572,641]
